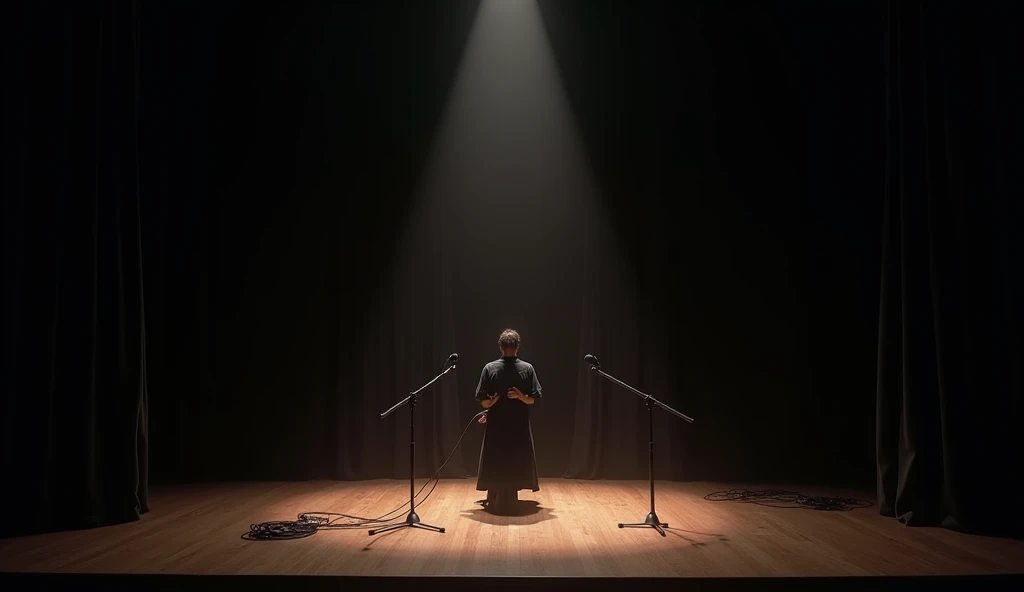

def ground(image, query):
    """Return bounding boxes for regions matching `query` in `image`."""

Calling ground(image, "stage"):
[1,478,1021,590]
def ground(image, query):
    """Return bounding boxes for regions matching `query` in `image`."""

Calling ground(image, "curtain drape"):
[1,0,149,537]
[877,0,1022,536]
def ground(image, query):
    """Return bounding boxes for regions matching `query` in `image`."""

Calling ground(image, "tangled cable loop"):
[245,520,321,540]
[703,488,873,511]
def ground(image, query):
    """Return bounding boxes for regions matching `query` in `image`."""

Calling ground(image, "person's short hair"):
[498,329,521,350]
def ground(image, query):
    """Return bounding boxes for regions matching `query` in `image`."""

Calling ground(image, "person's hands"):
[478,413,487,424]
[507,387,524,400]
[480,392,500,409]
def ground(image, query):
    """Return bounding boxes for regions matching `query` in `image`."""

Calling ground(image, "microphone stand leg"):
[369,512,446,535]
[618,512,668,537]
[617,397,668,537]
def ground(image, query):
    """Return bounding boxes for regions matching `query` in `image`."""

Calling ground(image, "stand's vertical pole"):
[409,395,416,513]
[647,397,655,515]
[619,395,667,535]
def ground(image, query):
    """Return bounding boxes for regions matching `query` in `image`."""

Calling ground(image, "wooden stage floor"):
[1,479,1021,590]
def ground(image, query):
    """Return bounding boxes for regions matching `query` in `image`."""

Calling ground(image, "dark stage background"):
[135,0,886,487]
[3,0,1020,538]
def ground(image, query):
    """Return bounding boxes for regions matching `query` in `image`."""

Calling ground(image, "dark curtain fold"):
[135,0,480,484]
[340,187,467,480]
[565,196,696,483]
[1,0,148,537]
[541,0,880,486]
[877,0,1023,535]
[565,226,638,479]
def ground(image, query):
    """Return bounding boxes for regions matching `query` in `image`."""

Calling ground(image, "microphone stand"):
[369,361,456,536]
[587,361,694,537]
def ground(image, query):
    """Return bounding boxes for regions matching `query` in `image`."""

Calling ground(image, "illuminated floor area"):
[2,478,1021,585]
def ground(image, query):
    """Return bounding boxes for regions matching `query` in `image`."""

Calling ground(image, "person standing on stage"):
[475,328,542,515]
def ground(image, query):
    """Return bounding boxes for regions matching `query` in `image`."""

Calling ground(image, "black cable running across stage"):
[244,354,466,541]
[243,409,483,541]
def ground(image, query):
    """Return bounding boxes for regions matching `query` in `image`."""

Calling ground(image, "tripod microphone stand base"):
[585,359,692,541]
[369,510,445,536]
[618,512,669,537]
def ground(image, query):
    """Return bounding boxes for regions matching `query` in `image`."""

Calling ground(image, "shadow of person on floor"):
[461,500,556,525]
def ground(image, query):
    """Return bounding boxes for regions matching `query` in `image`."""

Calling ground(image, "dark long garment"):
[475,356,542,514]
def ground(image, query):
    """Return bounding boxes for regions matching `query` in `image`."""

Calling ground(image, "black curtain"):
[877,0,1023,535]
[341,180,466,480]
[134,0,886,491]
[0,0,908,516]
[1,1,148,537]
[565,219,642,479]
[139,0,481,484]
[545,0,883,485]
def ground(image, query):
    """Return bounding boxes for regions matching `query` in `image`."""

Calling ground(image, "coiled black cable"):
[703,488,873,511]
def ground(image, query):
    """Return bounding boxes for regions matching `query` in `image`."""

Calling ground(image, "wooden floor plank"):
[1,479,1021,578]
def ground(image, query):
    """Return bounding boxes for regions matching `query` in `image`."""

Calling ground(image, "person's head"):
[498,328,520,356]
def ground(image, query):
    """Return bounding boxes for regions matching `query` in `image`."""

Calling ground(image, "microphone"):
[445,353,459,368]
[584,354,600,368]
